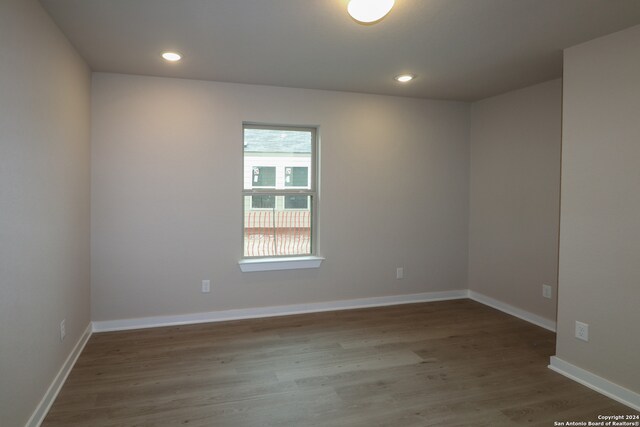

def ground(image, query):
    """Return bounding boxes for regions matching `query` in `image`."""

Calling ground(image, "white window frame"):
[239,124,322,271]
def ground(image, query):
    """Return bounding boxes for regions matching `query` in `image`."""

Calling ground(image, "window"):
[285,167,308,187]
[252,166,275,187]
[284,195,308,210]
[251,195,275,209]
[250,166,276,209]
[284,167,309,209]
[243,125,316,258]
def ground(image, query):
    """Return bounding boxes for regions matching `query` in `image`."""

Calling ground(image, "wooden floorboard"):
[43,300,637,426]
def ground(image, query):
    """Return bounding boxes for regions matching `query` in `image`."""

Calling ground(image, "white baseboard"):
[549,356,640,412]
[92,290,468,332]
[26,323,92,427]
[468,290,556,332]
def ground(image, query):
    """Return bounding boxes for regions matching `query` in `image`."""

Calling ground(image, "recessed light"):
[395,74,415,83]
[348,0,394,24]
[161,52,182,62]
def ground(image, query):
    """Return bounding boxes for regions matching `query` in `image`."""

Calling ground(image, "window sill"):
[238,256,324,272]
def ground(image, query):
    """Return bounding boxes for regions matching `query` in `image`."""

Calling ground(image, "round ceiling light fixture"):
[347,0,395,24]
[395,74,415,83]
[161,51,182,62]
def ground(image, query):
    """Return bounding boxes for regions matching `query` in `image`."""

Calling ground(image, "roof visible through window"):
[243,128,312,154]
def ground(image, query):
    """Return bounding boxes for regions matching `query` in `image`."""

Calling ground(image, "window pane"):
[244,195,312,257]
[244,128,312,190]
[252,166,275,187]
[285,167,308,187]
[284,195,309,209]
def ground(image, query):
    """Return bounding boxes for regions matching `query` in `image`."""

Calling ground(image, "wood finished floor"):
[43,300,637,426]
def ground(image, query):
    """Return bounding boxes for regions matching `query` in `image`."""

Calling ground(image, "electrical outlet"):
[542,284,552,299]
[575,321,589,342]
[396,267,404,280]
[201,280,211,293]
[60,319,66,341]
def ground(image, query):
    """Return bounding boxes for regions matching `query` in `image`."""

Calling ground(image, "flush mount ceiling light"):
[347,0,395,24]
[161,51,182,62]
[395,74,415,83]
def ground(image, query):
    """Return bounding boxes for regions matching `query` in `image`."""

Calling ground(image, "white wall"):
[91,73,470,321]
[556,24,640,392]
[468,79,562,322]
[0,0,91,425]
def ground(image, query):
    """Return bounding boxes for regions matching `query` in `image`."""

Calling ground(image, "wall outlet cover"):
[202,280,211,293]
[60,319,66,341]
[575,321,589,342]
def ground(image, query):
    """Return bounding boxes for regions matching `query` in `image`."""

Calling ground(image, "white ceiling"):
[39,0,640,101]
